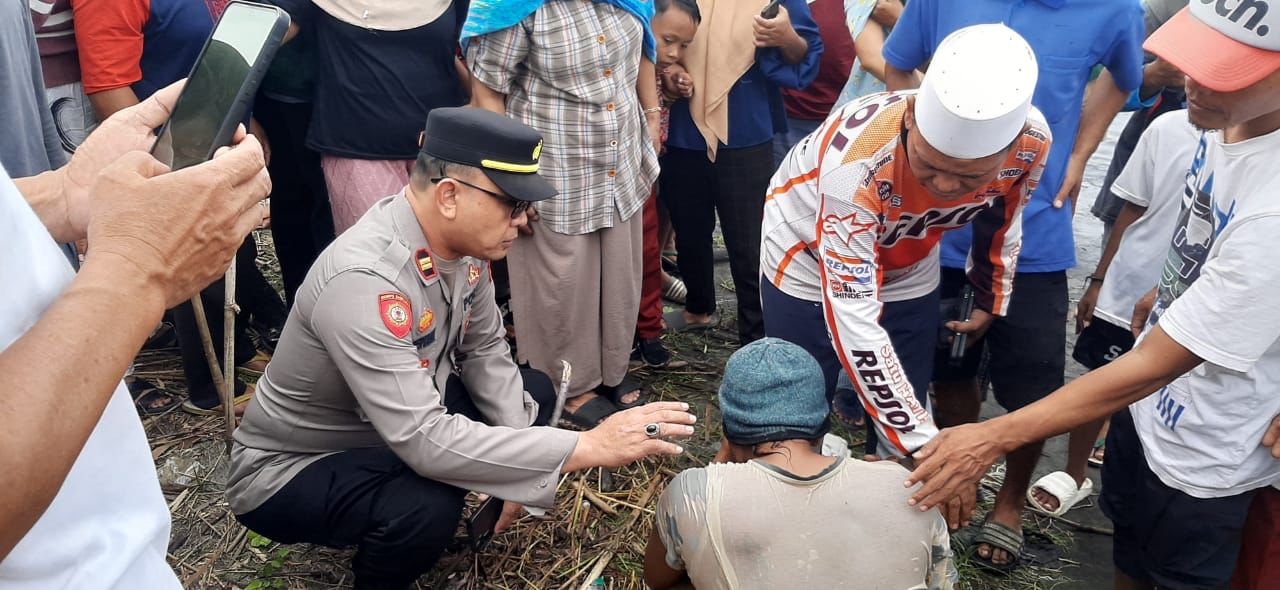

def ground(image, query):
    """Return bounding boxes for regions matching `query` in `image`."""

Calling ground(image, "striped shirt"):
[467,0,658,236]
[762,91,1050,456]
[30,0,79,87]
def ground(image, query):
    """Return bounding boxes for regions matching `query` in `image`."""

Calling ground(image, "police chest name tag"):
[379,292,412,339]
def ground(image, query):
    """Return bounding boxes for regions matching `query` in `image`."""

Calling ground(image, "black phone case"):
[761,0,782,18]
[150,1,290,167]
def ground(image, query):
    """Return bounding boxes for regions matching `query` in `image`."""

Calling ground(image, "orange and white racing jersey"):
[761,91,1050,456]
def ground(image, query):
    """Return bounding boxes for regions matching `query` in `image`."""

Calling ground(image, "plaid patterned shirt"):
[468,0,659,235]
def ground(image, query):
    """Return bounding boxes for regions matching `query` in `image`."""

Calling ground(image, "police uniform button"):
[537,479,548,488]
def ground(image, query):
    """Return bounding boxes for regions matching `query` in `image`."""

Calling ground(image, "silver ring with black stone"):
[644,423,661,439]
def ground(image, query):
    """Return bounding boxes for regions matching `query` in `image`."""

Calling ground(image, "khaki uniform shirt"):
[226,193,580,515]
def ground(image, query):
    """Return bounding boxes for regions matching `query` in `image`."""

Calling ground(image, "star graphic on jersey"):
[820,213,878,247]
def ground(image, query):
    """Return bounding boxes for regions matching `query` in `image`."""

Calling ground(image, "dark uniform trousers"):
[235,368,557,590]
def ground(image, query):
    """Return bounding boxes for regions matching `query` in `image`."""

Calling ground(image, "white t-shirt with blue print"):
[1132,126,1280,499]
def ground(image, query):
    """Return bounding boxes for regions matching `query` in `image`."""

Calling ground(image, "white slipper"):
[1026,471,1093,517]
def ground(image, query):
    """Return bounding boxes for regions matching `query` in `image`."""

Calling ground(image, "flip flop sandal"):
[970,518,1025,574]
[596,375,647,410]
[663,309,716,333]
[238,350,272,377]
[129,378,180,416]
[1026,471,1094,517]
[182,388,255,417]
[662,274,687,305]
[661,251,679,275]
[1088,438,1106,467]
[561,395,620,429]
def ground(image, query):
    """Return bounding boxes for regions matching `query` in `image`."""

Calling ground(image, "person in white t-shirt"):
[0,82,270,588]
[898,4,1280,589]
[1025,109,1197,515]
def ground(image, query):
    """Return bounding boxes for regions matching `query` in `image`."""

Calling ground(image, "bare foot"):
[566,388,640,408]
[615,388,640,405]
[562,391,597,413]
[240,351,270,373]
[976,506,1022,566]
[682,311,712,327]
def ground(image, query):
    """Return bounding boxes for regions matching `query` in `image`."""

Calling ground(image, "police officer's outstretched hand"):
[565,402,696,471]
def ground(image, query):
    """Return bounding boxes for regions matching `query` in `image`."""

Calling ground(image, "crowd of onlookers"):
[4,0,1280,588]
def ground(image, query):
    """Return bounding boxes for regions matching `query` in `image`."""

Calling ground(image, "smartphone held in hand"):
[151,1,290,171]
[760,0,782,18]
[467,497,504,551]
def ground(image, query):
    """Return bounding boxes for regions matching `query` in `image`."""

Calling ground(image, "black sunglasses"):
[432,174,530,220]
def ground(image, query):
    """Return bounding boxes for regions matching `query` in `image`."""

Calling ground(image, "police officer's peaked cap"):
[420,107,557,203]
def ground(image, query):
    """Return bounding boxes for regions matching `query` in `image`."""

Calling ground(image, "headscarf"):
[460,0,656,62]
[683,0,767,161]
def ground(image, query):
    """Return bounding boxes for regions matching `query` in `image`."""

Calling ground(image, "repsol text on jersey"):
[846,347,929,429]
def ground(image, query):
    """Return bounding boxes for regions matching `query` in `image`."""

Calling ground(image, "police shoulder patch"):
[378,292,412,339]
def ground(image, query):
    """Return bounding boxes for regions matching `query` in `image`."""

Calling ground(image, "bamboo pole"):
[221,261,238,449]
[188,264,238,453]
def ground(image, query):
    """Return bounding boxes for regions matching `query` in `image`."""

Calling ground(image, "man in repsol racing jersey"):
[761,24,1050,458]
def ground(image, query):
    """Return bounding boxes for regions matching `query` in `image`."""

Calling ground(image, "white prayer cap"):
[914,24,1038,160]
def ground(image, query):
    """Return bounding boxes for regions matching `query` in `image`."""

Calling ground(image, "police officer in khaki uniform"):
[226,108,696,590]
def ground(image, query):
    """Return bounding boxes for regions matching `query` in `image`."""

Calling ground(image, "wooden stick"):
[576,549,613,590]
[221,262,237,450]
[571,480,619,516]
[189,293,226,407]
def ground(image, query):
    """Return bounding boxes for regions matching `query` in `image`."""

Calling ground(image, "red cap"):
[1145,3,1280,92]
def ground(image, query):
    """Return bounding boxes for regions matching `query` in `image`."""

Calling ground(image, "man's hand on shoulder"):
[904,422,1004,529]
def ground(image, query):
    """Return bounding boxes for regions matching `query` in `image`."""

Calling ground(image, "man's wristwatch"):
[1085,275,1104,289]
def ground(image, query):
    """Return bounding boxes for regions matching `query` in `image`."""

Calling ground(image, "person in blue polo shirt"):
[880,0,1145,572]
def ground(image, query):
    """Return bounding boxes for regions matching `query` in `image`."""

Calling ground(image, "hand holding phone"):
[467,497,504,551]
[151,1,289,171]
[755,0,797,49]
[949,285,975,366]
